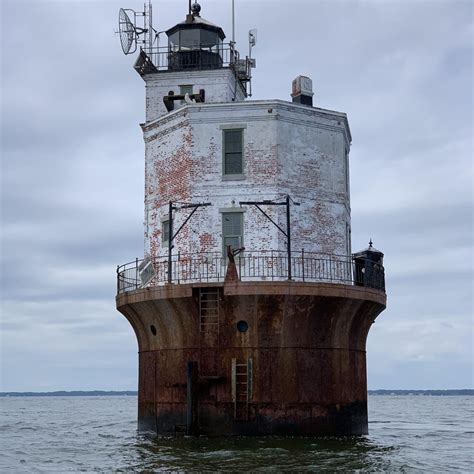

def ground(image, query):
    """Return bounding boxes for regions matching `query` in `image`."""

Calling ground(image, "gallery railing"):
[143,44,238,72]
[117,250,385,294]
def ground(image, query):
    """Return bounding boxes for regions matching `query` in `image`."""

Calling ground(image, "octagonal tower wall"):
[143,99,352,261]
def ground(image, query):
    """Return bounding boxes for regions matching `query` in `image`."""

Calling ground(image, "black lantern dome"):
[165,5,226,71]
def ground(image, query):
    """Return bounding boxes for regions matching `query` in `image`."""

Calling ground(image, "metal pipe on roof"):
[232,0,235,43]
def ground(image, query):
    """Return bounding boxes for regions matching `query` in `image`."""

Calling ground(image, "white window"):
[222,212,243,256]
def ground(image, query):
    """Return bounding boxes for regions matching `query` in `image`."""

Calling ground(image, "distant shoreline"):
[0,389,473,397]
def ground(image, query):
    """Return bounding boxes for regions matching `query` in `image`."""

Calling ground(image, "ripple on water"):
[0,396,473,472]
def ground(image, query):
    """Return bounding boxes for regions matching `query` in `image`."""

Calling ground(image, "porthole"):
[150,325,157,336]
[237,320,249,333]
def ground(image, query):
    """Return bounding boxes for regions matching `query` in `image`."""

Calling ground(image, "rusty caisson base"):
[116,281,386,436]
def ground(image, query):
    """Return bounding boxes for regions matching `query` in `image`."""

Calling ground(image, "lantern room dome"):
[166,15,226,49]
[165,12,226,71]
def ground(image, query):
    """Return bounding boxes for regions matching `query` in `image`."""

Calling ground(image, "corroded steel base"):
[117,281,386,436]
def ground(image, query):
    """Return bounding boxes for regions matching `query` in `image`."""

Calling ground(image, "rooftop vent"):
[291,75,314,107]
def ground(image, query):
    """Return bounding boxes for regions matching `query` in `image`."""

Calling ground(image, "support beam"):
[167,201,212,283]
[239,195,300,280]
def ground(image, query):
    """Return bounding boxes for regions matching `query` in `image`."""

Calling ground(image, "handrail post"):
[168,201,173,284]
[301,248,305,282]
[135,257,139,290]
[271,250,274,281]
[239,252,242,281]
[286,194,292,280]
[178,251,181,284]
[116,265,120,294]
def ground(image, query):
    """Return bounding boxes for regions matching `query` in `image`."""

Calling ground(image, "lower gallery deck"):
[116,281,386,436]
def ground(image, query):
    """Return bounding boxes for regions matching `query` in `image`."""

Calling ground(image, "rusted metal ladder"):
[232,358,253,421]
[199,288,220,334]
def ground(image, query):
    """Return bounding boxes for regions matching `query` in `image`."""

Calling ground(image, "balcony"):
[116,250,385,294]
[135,43,239,72]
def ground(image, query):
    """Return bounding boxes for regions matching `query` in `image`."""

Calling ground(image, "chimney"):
[291,75,314,107]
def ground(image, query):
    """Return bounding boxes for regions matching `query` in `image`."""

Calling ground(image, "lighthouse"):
[116,1,386,436]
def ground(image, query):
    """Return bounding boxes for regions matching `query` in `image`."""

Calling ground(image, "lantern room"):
[166,2,226,71]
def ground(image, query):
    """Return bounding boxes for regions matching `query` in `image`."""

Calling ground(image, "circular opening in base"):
[237,320,249,333]
[150,325,157,336]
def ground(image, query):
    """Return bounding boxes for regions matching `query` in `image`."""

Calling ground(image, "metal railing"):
[116,250,385,294]
[144,43,238,72]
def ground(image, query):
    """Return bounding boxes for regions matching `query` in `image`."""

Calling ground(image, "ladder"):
[199,288,220,334]
[232,358,253,421]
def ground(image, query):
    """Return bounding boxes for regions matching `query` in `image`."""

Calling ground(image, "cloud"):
[1,0,472,391]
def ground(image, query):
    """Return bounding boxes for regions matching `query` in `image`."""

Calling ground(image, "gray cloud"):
[1,0,472,391]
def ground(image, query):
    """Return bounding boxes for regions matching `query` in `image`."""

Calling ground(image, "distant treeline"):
[0,389,473,397]
[0,391,138,397]
[368,389,473,396]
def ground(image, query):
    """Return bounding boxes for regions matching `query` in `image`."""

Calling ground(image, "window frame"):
[161,218,172,245]
[221,124,246,180]
[221,211,244,257]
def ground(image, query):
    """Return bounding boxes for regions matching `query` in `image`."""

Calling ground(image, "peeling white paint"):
[141,67,352,264]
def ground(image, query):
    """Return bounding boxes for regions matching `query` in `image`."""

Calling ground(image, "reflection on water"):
[129,435,397,472]
[1,396,472,472]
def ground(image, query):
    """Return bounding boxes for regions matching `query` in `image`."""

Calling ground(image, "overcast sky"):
[1,0,472,391]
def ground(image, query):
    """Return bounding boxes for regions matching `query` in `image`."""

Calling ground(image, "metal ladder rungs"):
[199,288,220,334]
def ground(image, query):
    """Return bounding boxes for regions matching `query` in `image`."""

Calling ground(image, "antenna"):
[117,2,157,56]
[148,0,153,54]
[118,8,137,54]
[248,29,257,97]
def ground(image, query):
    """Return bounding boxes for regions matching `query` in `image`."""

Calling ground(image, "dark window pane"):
[223,214,242,235]
[180,29,200,50]
[201,30,218,48]
[224,130,243,175]
[169,32,179,48]
[225,154,243,174]
[162,220,171,242]
[224,236,240,249]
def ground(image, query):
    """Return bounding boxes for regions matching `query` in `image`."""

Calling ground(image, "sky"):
[1,0,473,391]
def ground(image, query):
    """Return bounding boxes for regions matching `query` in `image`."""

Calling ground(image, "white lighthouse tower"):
[117,1,386,436]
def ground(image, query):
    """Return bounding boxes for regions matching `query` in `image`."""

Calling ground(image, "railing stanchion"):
[178,251,181,284]
[302,248,305,282]
[271,250,274,281]
[168,201,173,284]
[117,265,120,294]
[286,195,292,281]
[135,258,139,290]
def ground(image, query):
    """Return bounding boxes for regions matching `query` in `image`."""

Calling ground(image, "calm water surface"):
[1,395,473,472]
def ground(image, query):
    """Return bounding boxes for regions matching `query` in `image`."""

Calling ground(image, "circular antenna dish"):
[118,8,137,55]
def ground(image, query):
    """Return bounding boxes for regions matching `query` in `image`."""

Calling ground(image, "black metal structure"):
[167,201,212,283]
[239,195,300,280]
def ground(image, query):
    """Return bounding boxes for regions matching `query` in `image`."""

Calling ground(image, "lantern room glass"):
[169,28,221,52]
[167,25,224,70]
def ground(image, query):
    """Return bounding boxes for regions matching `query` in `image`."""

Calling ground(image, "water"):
[1,396,473,472]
